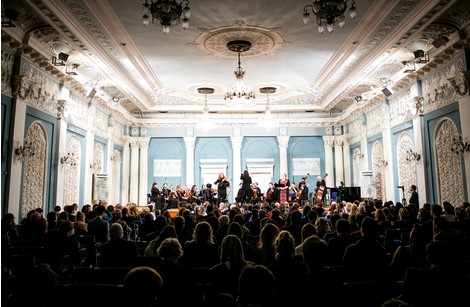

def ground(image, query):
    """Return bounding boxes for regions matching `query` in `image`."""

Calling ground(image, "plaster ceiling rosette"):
[193,20,286,58]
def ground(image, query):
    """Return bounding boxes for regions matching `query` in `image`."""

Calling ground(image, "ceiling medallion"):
[193,20,285,58]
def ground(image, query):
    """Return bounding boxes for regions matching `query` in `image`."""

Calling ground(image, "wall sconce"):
[66,63,79,75]
[375,159,388,167]
[450,136,470,154]
[406,149,421,162]
[110,153,121,162]
[52,52,69,66]
[353,150,364,162]
[60,152,77,166]
[89,161,101,170]
[14,139,35,160]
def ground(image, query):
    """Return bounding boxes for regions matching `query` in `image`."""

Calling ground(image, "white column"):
[84,129,95,205]
[360,131,369,171]
[106,130,116,206]
[184,137,196,187]
[121,140,130,206]
[8,99,27,217]
[343,137,351,186]
[334,137,344,187]
[382,126,395,203]
[56,116,68,208]
[323,136,334,188]
[277,136,289,178]
[231,136,243,204]
[129,139,140,204]
[138,138,149,206]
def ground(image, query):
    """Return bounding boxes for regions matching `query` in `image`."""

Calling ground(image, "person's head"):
[237,264,275,307]
[302,235,329,271]
[410,184,417,192]
[360,216,378,238]
[220,235,246,274]
[192,221,214,245]
[109,223,124,240]
[124,266,163,306]
[157,237,183,262]
[274,230,295,260]
[259,222,280,249]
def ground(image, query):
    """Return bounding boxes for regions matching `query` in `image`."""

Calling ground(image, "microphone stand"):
[399,186,407,206]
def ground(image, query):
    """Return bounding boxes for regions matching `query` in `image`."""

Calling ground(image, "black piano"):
[343,186,361,202]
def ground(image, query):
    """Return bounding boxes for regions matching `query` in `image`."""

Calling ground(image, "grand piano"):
[329,186,361,202]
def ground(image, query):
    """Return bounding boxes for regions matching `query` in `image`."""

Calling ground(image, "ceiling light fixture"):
[302,0,357,33]
[413,49,429,64]
[52,52,69,66]
[224,40,256,108]
[197,87,215,131]
[66,63,80,75]
[142,0,190,35]
[402,60,416,73]
[260,87,277,129]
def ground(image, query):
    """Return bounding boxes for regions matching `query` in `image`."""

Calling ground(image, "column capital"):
[231,136,243,148]
[277,136,289,148]
[323,136,335,147]
[184,136,196,148]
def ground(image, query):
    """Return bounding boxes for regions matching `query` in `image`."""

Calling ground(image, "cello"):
[314,173,328,206]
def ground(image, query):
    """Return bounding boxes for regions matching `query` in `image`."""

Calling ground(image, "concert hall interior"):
[2,1,470,306]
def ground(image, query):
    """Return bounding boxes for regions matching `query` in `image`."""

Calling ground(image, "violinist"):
[239,170,253,204]
[264,182,277,205]
[215,172,230,205]
[190,184,200,204]
[251,182,262,204]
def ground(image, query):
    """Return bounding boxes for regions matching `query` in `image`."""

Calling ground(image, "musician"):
[251,182,262,204]
[409,184,419,208]
[235,183,244,204]
[204,183,215,204]
[190,184,200,205]
[176,184,189,204]
[264,182,277,205]
[150,182,160,200]
[239,170,253,204]
[278,173,290,204]
[288,183,298,202]
[167,184,179,209]
[299,179,309,206]
[161,182,169,208]
[314,175,326,204]
[215,172,230,205]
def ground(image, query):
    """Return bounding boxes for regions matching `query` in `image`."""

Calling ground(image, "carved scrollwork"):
[447,71,469,96]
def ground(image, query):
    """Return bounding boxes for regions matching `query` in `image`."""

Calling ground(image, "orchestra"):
[149,173,328,211]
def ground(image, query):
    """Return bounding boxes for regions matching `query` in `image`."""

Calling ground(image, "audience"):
[4,198,470,307]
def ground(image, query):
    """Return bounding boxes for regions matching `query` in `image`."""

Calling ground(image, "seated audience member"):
[154,237,195,307]
[181,221,219,269]
[209,235,253,299]
[342,216,388,280]
[98,223,138,267]
[268,231,308,307]
[399,240,470,307]
[123,266,163,307]
[327,218,357,266]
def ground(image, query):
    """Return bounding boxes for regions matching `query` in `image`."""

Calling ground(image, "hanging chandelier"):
[302,0,357,33]
[142,0,190,34]
[224,40,256,107]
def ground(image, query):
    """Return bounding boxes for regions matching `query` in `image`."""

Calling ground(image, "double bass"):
[314,173,328,206]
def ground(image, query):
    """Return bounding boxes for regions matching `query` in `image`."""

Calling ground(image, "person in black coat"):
[239,170,252,204]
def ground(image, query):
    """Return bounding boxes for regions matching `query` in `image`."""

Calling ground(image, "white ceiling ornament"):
[193,20,285,58]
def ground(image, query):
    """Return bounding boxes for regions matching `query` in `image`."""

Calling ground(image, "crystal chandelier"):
[303,0,357,33]
[224,40,256,107]
[142,0,190,34]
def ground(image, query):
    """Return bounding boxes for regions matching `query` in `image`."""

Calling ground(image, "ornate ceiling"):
[2,0,470,127]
